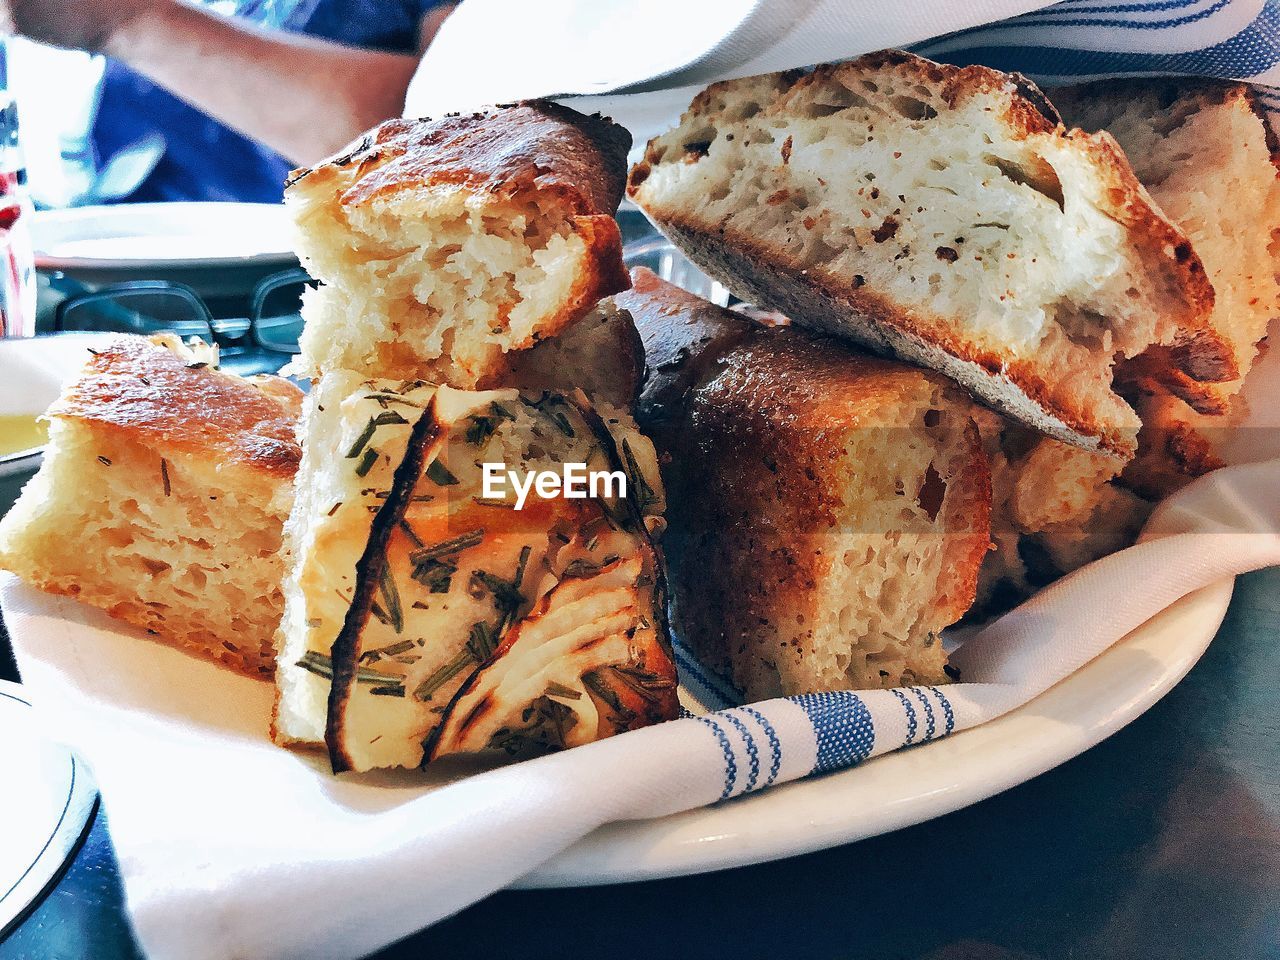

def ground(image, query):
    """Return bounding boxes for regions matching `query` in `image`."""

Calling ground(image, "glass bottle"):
[0,45,37,339]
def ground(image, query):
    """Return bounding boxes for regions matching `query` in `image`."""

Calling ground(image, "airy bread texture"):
[622,269,991,700]
[276,373,673,772]
[1051,79,1280,496]
[274,371,430,749]
[628,50,1227,459]
[287,101,632,387]
[0,336,301,676]
[972,413,1151,616]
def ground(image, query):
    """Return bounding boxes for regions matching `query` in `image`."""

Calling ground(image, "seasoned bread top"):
[290,100,632,218]
[52,336,302,477]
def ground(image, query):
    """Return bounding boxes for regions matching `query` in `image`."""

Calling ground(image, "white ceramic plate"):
[520,577,1232,886]
[0,680,99,935]
[518,240,1245,887]
[31,203,296,270]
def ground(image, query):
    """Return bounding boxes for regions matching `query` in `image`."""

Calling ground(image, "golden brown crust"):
[291,100,631,218]
[616,267,754,440]
[52,337,302,478]
[627,273,988,696]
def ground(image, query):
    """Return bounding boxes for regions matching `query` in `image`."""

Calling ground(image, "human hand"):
[0,0,158,54]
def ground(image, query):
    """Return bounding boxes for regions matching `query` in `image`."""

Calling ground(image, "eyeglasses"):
[53,268,312,375]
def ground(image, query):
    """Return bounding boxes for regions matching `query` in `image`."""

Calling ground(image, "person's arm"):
[3,0,455,166]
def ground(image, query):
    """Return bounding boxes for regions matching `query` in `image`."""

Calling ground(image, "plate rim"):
[517,577,1234,887]
[0,680,100,937]
[31,201,296,270]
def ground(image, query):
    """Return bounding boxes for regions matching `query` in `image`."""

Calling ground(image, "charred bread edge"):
[654,219,1135,460]
[324,393,445,773]
[628,50,1232,453]
[420,390,676,763]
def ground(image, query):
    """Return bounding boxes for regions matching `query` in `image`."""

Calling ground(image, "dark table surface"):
[3,566,1277,960]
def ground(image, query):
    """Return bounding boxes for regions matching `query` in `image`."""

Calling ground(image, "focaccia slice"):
[628,50,1227,460]
[0,335,301,677]
[287,101,632,387]
[622,269,991,700]
[275,374,672,772]
[426,538,675,761]
[971,413,1151,617]
[1050,79,1280,497]
[273,372,435,747]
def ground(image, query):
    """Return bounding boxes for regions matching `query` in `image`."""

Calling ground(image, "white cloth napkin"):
[4,457,1278,960]
[405,0,1280,149]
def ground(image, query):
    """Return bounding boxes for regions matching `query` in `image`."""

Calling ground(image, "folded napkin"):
[8,4,1280,958]
[4,457,1278,960]
[406,0,1280,148]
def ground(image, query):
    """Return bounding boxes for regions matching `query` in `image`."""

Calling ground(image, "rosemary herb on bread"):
[628,50,1228,460]
[275,373,673,772]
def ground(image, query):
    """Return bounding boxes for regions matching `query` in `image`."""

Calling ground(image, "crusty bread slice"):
[0,336,301,677]
[273,371,433,749]
[971,412,1150,617]
[1119,386,1236,499]
[506,297,645,408]
[275,373,672,772]
[628,50,1227,460]
[621,268,991,700]
[1053,79,1280,413]
[1051,79,1280,496]
[288,101,632,387]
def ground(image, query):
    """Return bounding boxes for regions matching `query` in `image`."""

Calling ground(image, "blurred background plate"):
[0,679,98,938]
[31,203,298,299]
